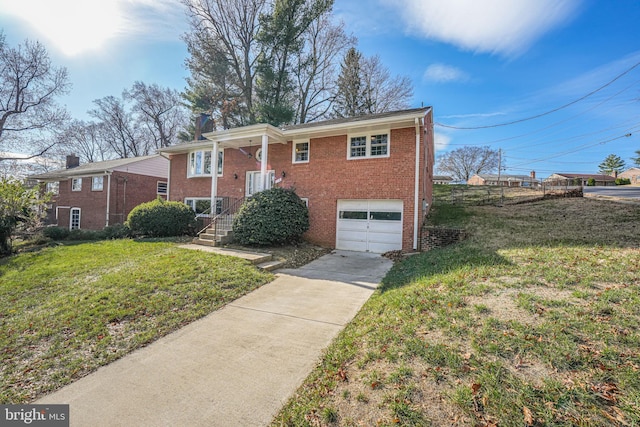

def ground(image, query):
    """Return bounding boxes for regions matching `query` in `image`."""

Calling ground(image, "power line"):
[435,60,640,130]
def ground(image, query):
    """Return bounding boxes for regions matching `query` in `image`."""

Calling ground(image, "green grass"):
[273,197,640,426]
[0,239,273,403]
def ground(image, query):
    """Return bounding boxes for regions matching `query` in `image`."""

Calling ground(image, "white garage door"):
[336,200,403,253]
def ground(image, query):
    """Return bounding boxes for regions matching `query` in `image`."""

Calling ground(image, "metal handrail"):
[196,197,245,236]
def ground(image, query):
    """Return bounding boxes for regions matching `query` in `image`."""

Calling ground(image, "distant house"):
[467,172,539,187]
[433,175,453,185]
[29,155,168,230]
[544,173,616,187]
[618,167,640,184]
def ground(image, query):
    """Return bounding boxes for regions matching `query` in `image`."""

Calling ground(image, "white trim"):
[413,117,421,251]
[292,140,310,164]
[106,173,112,227]
[210,141,219,213]
[70,207,81,230]
[260,134,268,191]
[91,176,104,191]
[157,181,168,195]
[187,148,223,178]
[346,130,390,160]
[71,177,82,191]
[246,170,275,196]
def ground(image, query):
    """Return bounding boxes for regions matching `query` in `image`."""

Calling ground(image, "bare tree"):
[437,146,500,181]
[293,15,354,123]
[125,81,187,148]
[361,55,412,114]
[0,34,70,155]
[58,120,113,163]
[89,96,144,158]
[182,0,267,126]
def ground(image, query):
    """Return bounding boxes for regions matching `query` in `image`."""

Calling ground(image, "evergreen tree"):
[631,149,640,167]
[333,47,366,118]
[598,154,626,175]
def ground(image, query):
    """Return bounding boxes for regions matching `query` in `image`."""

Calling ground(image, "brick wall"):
[420,226,467,251]
[55,172,164,230]
[168,121,433,251]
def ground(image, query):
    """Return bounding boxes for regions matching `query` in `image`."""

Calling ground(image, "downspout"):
[413,117,421,251]
[210,141,219,213]
[260,134,268,191]
[105,172,112,227]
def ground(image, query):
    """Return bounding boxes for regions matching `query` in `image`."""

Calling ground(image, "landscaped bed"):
[0,239,274,403]
[273,197,640,426]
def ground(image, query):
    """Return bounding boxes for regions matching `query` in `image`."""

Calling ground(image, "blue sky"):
[1,0,639,178]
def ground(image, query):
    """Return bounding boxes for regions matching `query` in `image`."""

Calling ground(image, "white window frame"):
[300,197,309,207]
[70,207,81,230]
[187,149,223,178]
[246,170,275,196]
[292,140,310,164]
[71,178,82,191]
[91,176,104,191]
[184,197,225,216]
[347,130,390,160]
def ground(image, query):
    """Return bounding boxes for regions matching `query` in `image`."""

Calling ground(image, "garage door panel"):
[336,200,403,253]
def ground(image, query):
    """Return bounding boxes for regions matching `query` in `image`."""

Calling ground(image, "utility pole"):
[497,149,503,205]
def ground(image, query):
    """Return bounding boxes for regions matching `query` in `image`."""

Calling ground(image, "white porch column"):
[260,134,268,191]
[210,141,219,213]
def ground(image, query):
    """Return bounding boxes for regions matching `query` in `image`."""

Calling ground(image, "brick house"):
[544,173,616,186]
[159,107,434,253]
[467,172,539,187]
[30,155,168,230]
[618,167,640,184]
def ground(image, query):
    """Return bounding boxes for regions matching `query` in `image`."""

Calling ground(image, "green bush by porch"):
[127,198,196,237]
[232,187,309,245]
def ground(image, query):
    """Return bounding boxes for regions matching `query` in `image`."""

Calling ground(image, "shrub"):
[102,223,131,239]
[615,178,631,185]
[126,198,196,237]
[67,229,102,241]
[587,178,596,186]
[233,187,309,245]
[42,226,70,240]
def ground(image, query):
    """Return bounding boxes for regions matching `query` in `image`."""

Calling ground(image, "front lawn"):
[274,197,640,426]
[0,239,273,403]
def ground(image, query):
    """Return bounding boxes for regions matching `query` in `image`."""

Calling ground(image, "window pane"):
[195,151,203,174]
[339,210,367,220]
[92,176,103,191]
[72,178,82,191]
[370,211,401,221]
[195,199,211,214]
[204,151,212,174]
[295,142,309,162]
[189,152,195,175]
[370,134,388,156]
[350,136,367,157]
[157,182,167,194]
[217,150,223,175]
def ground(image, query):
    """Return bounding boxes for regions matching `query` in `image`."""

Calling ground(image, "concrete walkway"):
[36,250,393,426]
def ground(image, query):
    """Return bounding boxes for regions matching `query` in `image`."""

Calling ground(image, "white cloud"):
[0,0,184,56]
[387,0,582,56]
[434,132,451,152]
[424,63,469,83]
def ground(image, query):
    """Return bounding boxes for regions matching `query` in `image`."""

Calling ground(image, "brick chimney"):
[66,154,80,169]
[530,171,536,179]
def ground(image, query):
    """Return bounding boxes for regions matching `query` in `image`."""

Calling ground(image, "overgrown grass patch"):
[0,239,272,403]
[273,198,640,426]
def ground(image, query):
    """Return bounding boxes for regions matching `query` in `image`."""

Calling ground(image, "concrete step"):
[256,259,284,271]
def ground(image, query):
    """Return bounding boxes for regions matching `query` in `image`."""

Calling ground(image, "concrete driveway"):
[36,250,393,426]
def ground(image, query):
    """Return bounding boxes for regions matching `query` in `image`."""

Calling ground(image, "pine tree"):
[598,154,626,174]
[333,47,366,118]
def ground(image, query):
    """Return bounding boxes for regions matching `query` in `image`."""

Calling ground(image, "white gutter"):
[413,117,421,251]
[105,172,112,227]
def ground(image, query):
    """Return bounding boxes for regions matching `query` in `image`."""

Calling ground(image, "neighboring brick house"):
[30,155,168,230]
[618,167,640,184]
[468,172,539,187]
[159,107,435,253]
[544,173,616,186]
